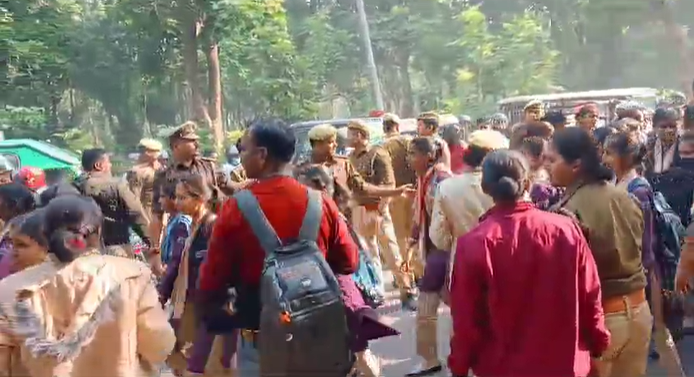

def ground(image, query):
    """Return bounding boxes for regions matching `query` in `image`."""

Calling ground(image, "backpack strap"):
[298,188,323,241]
[234,190,282,256]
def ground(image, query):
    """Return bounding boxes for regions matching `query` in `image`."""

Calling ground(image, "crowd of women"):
[0,99,692,377]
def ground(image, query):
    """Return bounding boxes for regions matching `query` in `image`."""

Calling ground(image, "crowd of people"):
[0,99,693,377]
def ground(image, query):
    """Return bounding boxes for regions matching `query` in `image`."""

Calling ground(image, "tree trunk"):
[206,41,225,153]
[181,18,212,129]
[652,0,694,95]
[397,61,414,117]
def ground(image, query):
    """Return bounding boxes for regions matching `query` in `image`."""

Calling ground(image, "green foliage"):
[52,128,95,154]
[217,0,318,121]
[446,7,559,117]
[2,0,692,153]
[0,105,94,152]
[0,106,49,139]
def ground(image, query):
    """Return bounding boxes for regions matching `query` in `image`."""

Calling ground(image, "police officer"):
[416,112,451,169]
[77,148,151,258]
[126,138,163,221]
[222,140,247,184]
[381,114,417,275]
[150,122,240,260]
[347,120,418,310]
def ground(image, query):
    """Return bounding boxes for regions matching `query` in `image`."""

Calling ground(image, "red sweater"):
[449,202,610,377]
[199,176,359,293]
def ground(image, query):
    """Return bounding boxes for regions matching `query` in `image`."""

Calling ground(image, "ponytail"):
[42,196,103,263]
[48,229,83,263]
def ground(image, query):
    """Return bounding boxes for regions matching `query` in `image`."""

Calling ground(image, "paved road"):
[162,288,694,376]
[371,301,694,376]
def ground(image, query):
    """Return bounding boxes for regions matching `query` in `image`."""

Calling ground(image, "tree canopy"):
[2,0,693,151]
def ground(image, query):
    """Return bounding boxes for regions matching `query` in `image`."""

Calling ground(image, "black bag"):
[235,188,353,377]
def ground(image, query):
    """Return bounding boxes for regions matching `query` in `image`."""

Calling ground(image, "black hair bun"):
[492,176,520,200]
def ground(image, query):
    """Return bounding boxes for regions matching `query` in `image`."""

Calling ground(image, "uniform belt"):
[602,288,646,314]
[362,203,380,211]
[241,329,259,347]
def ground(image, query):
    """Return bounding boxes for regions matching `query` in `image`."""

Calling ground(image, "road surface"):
[161,288,694,376]
[371,298,694,376]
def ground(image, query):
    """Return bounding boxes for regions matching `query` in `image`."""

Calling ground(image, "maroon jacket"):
[449,201,609,377]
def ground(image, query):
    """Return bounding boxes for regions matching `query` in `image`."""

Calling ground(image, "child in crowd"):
[159,179,192,267]
[160,174,235,376]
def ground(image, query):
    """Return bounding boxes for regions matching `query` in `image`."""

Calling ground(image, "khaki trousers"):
[594,300,653,377]
[352,204,412,296]
[389,196,414,261]
[416,291,442,366]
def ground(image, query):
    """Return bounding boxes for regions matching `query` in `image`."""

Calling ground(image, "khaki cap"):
[307,123,338,141]
[417,111,440,122]
[170,121,200,140]
[523,99,544,111]
[138,138,163,151]
[468,129,509,150]
[347,120,370,137]
[383,113,401,123]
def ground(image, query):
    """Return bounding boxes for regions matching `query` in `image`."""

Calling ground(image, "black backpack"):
[235,188,353,376]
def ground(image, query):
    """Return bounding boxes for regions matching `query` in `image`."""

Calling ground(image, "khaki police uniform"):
[381,113,417,263]
[126,138,163,222]
[152,123,234,219]
[348,120,412,298]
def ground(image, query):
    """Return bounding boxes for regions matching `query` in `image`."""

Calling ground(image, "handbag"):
[345,217,385,308]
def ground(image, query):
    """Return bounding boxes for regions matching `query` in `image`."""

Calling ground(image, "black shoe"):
[649,350,660,360]
[405,364,443,377]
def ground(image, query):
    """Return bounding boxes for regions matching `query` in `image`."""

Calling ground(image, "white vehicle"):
[498,87,667,125]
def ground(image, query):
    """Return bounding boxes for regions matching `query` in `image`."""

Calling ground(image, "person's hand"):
[240,179,257,189]
[397,184,416,197]
[675,265,691,293]
[148,252,166,277]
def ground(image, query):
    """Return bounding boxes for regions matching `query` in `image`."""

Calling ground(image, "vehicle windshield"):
[292,119,384,163]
